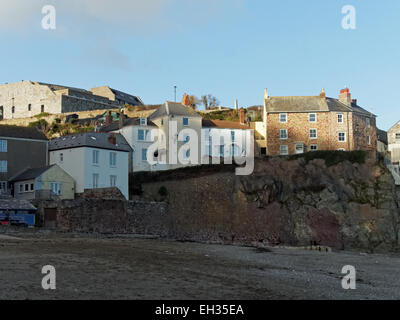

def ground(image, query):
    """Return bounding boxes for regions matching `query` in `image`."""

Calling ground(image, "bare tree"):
[201,94,220,110]
[188,95,200,109]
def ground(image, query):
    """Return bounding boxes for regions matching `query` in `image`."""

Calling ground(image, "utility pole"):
[174,85,177,102]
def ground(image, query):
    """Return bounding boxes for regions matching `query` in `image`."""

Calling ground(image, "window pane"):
[138,130,144,141]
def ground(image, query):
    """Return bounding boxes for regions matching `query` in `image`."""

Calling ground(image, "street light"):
[174,85,177,102]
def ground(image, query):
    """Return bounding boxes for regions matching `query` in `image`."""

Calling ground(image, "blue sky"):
[0,0,399,130]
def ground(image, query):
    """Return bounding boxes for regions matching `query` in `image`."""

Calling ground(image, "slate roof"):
[265,96,375,116]
[49,132,132,152]
[377,129,388,145]
[10,165,55,182]
[149,102,202,120]
[0,199,37,211]
[202,119,250,130]
[0,125,48,141]
[35,81,89,93]
[110,87,143,106]
[100,117,157,132]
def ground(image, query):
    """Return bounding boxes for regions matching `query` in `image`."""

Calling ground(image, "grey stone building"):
[0,125,48,195]
[0,81,143,120]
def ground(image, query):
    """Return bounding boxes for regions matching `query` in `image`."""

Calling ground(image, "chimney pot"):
[108,133,117,145]
[339,88,352,106]
[239,108,246,125]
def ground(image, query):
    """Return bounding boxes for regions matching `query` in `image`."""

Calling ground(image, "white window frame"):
[366,117,371,128]
[50,182,61,195]
[309,113,317,123]
[280,145,289,155]
[110,175,117,187]
[109,152,117,167]
[337,113,344,124]
[142,148,148,161]
[309,128,317,139]
[140,118,147,126]
[280,129,288,140]
[219,145,225,157]
[92,150,99,165]
[279,113,287,123]
[92,174,99,189]
[338,132,346,142]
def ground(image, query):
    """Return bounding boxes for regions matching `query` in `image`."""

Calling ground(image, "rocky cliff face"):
[141,156,400,253]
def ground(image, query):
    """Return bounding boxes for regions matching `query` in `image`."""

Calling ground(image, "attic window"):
[140,118,147,126]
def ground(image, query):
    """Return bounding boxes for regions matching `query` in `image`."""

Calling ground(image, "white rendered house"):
[49,132,132,199]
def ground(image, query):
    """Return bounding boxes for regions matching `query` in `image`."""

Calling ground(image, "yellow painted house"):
[11,164,75,200]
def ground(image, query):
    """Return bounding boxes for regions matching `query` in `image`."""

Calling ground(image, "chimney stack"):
[339,88,351,105]
[119,110,124,129]
[108,133,117,145]
[239,108,246,125]
[320,88,326,99]
[105,111,113,126]
[352,99,357,105]
[181,93,191,107]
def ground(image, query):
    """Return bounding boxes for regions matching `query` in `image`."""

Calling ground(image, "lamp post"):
[174,85,177,102]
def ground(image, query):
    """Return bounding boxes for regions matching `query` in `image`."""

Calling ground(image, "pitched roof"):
[99,117,157,132]
[49,132,132,152]
[265,96,375,116]
[0,199,37,211]
[377,129,388,144]
[11,165,55,182]
[202,119,250,130]
[109,87,143,106]
[0,125,48,141]
[149,102,202,120]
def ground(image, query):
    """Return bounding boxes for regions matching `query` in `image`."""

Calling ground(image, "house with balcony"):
[264,88,377,155]
[10,165,75,200]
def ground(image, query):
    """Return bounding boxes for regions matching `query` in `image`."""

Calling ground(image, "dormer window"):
[140,118,147,126]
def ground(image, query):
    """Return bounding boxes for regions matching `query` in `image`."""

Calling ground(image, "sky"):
[0,0,399,130]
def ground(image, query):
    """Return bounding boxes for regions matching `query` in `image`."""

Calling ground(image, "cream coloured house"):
[49,132,132,199]
[11,165,75,200]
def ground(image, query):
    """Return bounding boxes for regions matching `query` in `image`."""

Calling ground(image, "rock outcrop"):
[140,156,400,253]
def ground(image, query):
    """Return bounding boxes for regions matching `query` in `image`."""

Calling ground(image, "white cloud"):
[0,0,243,35]
[81,38,133,72]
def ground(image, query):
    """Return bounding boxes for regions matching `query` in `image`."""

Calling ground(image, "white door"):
[295,143,304,154]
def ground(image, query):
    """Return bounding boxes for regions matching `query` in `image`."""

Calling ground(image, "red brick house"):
[264,88,377,155]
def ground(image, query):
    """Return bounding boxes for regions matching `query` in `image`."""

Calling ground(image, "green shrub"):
[288,150,367,167]
[34,112,50,119]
